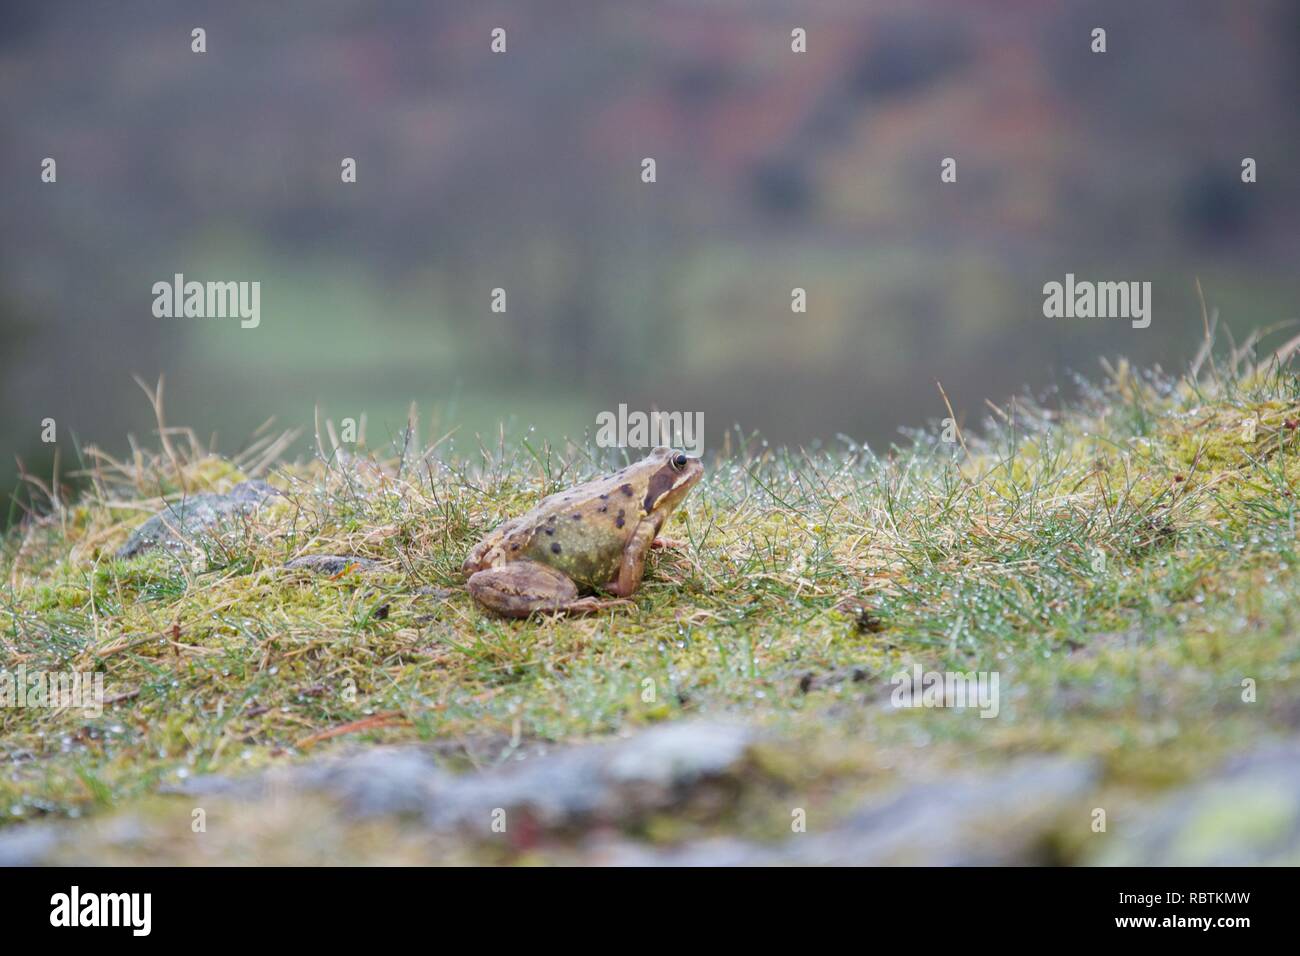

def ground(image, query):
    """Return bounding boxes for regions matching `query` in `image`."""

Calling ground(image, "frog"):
[462,446,704,618]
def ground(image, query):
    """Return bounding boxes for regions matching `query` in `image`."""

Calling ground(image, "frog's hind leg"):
[467,562,631,619]
[467,563,576,618]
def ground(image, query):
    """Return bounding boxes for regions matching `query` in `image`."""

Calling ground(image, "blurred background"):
[2,0,1298,513]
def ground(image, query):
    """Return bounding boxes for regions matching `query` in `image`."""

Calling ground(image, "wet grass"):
[3,344,1300,852]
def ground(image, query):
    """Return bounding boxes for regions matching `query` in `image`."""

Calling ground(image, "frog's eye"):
[672,453,688,471]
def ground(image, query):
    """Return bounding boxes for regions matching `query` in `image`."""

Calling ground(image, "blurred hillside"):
[2,0,1298,510]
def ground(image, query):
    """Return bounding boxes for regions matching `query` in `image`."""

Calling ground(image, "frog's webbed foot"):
[651,536,687,550]
[558,596,636,616]
[467,562,632,619]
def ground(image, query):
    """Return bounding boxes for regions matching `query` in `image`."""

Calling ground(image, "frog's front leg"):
[606,521,659,598]
[467,561,630,619]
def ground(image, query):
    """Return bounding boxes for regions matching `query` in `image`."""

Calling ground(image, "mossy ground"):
[3,344,1300,861]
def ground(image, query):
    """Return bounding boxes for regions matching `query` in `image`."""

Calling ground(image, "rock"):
[605,722,751,789]
[0,823,61,866]
[293,748,448,818]
[1089,742,1300,866]
[804,756,1096,865]
[424,721,753,832]
[0,738,1095,865]
[283,554,380,575]
[171,721,754,834]
[115,480,281,559]
[631,756,1099,866]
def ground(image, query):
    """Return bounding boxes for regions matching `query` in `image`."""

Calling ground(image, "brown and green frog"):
[462,446,703,617]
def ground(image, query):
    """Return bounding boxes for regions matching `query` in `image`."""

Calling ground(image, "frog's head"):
[639,446,704,520]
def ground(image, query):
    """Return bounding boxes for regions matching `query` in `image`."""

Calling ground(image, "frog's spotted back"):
[462,446,703,616]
